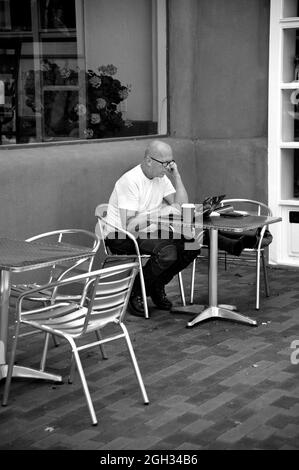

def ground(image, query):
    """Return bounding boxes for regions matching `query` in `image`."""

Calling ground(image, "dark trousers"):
[106,232,201,294]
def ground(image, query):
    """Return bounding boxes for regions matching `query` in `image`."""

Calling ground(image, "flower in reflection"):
[85,63,131,138]
[83,128,94,138]
[90,113,101,124]
[89,75,102,88]
[75,104,87,116]
[96,98,107,109]
[24,60,131,140]
[119,89,129,100]
[98,64,117,76]
[60,67,72,79]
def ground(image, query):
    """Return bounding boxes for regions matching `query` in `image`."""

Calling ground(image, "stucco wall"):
[168,0,270,202]
[193,138,268,201]
[84,0,153,120]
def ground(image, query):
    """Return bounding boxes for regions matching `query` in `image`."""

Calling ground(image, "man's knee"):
[155,244,177,269]
[178,245,201,265]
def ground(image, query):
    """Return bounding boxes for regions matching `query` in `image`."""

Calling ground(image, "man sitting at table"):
[102,140,249,317]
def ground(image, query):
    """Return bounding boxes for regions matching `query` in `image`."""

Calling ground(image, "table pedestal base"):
[0,364,62,382]
[171,304,206,315]
[186,305,257,328]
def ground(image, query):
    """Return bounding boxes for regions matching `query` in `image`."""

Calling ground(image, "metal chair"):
[95,207,186,319]
[190,199,273,310]
[9,229,100,358]
[2,262,149,426]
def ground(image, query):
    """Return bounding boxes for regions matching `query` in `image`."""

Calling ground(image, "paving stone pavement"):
[0,257,299,450]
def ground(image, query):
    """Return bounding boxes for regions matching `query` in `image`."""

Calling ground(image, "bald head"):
[144,140,173,161]
[141,140,174,179]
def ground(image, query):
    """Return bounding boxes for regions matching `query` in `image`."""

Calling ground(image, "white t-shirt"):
[104,164,175,235]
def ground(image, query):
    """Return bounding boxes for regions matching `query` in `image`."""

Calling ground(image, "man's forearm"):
[126,205,181,234]
[173,173,189,205]
[126,209,160,233]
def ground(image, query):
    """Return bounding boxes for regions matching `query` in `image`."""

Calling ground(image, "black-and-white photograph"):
[0,0,298,457]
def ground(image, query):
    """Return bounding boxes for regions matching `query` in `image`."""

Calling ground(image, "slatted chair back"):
[81,262,138,334]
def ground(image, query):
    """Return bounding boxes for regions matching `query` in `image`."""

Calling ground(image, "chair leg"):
[178,272,186,306]
[2,321,21,406]
[68,353,76,384]
[103,254,149,318]
[95,330,108,359]
[190,258,196,304]
[68,337,98,426]
[43,300,60,347]
[255,250,261,310]
[120,323,149,405]
[138,259,149,319]
[40,332,50,371]
[261,251,270,297]
[52,334,60,347]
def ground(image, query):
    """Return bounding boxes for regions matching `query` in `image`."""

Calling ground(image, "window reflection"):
[40,0,76,31]
[0,0,164,145]
[0,0,31,32]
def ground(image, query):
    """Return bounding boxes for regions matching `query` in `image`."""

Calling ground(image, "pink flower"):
[98,64,117,76]
[74,104,87,116]
[96,98,106,109]
[89,76,102,88]
[119,89,129,100]
[60,67,71,79]
[90,113,101,124]
[83,128,94,138]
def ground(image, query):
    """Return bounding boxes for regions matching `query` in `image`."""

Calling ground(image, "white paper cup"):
[182,203,195,223]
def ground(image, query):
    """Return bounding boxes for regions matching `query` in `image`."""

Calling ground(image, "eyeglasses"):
[150,156,175,169]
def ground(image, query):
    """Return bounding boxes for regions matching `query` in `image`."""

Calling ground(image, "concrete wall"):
[168,0,270,202]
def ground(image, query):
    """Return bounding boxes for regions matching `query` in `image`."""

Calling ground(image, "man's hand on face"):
[166,160,179,176]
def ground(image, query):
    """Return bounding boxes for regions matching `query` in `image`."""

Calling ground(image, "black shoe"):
[150,284,172,310]
[129,292,145,317]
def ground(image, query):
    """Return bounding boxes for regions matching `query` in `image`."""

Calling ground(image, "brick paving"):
[0,257,299,450]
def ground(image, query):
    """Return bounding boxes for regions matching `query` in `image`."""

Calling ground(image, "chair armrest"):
[96,215,141,256]
[16,276,94,317]
[15,262,139,314]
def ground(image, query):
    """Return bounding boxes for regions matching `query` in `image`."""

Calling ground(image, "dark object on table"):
[202,194,226,217]
[220,211,246,217]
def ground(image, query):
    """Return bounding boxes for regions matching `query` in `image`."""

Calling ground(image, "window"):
[0,0,167,145]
